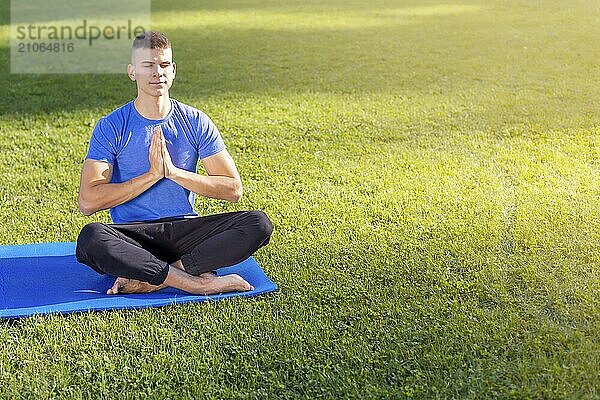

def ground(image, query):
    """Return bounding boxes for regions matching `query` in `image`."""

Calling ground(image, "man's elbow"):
[78,196,97,216]
[229,180,243,203]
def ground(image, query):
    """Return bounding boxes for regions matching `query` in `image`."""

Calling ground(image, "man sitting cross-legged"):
[75,31,272,295]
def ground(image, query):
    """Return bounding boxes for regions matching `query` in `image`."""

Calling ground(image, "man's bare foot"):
[189,273,254,295]
[106,261,254,295]
[107,277,165,295]
[106,260,185,295]
[107,273,252,295]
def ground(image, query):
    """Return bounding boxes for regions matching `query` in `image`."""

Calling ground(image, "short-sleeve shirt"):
[86,99,225,223]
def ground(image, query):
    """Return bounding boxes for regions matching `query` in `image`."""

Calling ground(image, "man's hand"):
[159,126,179,179]
[147,126,242,202]
[149,126,165,179]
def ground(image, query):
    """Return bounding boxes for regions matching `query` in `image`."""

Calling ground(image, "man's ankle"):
[170,259,185,271]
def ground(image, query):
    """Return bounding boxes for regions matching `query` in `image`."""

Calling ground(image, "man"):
[76,31,273,295]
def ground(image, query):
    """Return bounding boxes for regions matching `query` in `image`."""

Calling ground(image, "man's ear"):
[127,64,136,81]
[172,62,176,79]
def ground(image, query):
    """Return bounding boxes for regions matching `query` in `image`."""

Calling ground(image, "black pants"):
[75,210,273,286]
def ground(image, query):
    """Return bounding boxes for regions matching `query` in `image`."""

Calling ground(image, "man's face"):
[128,47,176,98]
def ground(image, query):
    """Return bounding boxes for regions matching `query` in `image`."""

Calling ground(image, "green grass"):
[0,0,599,398]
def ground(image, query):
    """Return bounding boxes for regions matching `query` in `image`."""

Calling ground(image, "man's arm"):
[78,127,165,215]
[160,129,243,202]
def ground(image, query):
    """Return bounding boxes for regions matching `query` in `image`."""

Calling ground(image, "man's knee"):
[76,222,110,262]
[248,210,273,243]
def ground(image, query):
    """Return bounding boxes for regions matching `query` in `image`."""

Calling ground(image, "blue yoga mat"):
[0,242,277,319]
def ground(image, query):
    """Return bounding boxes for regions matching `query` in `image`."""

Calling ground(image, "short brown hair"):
[132,31,171,51]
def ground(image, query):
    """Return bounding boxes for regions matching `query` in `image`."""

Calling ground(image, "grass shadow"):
[0,0,596,131]
[0,0,486,117]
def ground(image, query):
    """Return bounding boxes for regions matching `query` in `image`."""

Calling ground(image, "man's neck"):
[134,95,171,120]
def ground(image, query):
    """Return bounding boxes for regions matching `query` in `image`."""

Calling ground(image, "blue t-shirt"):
[86,99,226,223]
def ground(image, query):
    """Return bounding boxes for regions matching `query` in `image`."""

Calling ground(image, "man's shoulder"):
[92,101,134,138]
[103,101,134,122]
[171,99,209,121]
[94,101,134,130]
